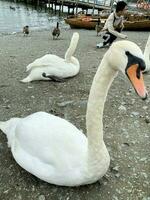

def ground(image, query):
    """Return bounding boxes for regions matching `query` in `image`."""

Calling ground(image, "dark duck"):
[95,18,103,36]
[23,26,29,36]
[52,22,60,39]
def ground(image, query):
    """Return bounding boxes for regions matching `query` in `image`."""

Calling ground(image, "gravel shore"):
[0,29,149,200]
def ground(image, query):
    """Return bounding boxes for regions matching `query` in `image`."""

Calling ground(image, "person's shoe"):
[96,43,104,48]
[105,43,111,48]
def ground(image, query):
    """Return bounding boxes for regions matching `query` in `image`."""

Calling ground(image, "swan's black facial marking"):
[125,51,146,78]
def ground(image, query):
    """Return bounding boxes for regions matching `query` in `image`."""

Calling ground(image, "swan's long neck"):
[65,34,79,63]
[86,57,117,166]
[144,35,150,72]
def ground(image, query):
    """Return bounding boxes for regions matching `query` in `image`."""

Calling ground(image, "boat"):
[124,20,150,31]
[65,12,150,31]
[65,15,105,30]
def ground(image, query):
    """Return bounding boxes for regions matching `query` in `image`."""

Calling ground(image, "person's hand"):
[121,35,127,39]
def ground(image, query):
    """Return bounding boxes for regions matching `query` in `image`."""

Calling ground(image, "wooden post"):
[54,0,57,14]
[44,1,47,12]
[68,7,70,14]
[59,4,61,16]
[75,0,79,14]
[110,0,115,12]
[37,0,40,7]
[92,0,95,15]
[72,7,74,14]
[52,2,54,12]
[61,0,64,12]
[48,0,51,12]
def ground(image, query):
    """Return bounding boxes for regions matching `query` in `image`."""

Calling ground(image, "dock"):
[47,0,112,14]
[17,0,112,14]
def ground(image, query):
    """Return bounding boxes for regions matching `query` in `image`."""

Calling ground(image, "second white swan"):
[21,32,80,83]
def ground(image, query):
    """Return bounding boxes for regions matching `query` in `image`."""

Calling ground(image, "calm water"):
[0,0,68,33]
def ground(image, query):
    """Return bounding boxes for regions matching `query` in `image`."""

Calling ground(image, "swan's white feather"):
[26,55,64,71]
[0,112,87,186]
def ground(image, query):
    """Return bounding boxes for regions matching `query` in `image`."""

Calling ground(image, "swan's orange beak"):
[126,64,147,100]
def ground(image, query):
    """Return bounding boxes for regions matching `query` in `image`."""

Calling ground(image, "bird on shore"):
[143,34,150,72]
[10,6,15,10]
[95,18,103,36]
[0,40,147,186]
[23,26,29,36]
[52,22,60,39]
[21,32,80,83]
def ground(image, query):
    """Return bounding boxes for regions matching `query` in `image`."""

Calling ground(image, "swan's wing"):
[28,62,77,79]
[11,144,56,183]
[11,112,87,183]
[26,54,64,71]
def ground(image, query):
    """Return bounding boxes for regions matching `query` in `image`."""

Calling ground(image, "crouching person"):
[97,1,128,48]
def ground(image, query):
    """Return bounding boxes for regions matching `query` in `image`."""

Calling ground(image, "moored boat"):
[65,16,105,30]
[65,12,150,31]
[124,20,150,30]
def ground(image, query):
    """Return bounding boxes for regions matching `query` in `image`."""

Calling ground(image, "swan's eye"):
[138,59,146,71]
[139,64,146,71]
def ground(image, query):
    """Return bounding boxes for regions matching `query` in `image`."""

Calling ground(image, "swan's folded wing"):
[26,54,64,71]
[12,112,87,172]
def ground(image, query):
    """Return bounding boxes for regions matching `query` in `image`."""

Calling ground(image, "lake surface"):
[0,0,68,33]
[0,0,138,34]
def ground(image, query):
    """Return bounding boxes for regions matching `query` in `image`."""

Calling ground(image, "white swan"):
[21,32,80,83]
[144,34,150,72]
[0,40,147,186]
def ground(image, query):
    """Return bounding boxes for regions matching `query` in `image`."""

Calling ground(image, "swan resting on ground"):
[21,32,80,83]
[144,34,150,72]
[0,40,147,186]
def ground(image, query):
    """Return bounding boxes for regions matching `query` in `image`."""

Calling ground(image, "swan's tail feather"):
[0,121,7,134]
[65,32,79,62]
[26,63,34,72]
[20,76,31,83]
[0,118,20,147]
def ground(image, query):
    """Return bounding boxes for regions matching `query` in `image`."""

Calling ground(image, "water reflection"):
[0,0,67,33]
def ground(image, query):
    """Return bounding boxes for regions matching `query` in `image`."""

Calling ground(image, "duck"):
[10,6,15,10]
[95,18,103,36]
[20,32,80,83]
[0,40,147,186]
[23,26,29,36]
[143,34,150,72]
[52,22,60,40]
